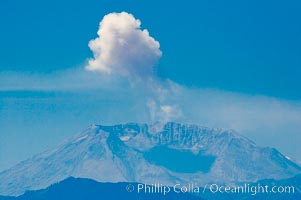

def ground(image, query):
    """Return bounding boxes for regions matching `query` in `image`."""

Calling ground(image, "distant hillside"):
[1,175,300,200]
[0,177,202,200]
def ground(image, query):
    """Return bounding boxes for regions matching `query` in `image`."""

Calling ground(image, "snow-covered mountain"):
[0,122,300,196]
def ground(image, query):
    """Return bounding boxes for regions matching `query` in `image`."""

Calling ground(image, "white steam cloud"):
[147,99,182,123]
[86,12,162,78]
[85,12,180,122]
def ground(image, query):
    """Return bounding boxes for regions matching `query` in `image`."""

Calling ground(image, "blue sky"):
[1,0,301,171]
[1,0,301,98]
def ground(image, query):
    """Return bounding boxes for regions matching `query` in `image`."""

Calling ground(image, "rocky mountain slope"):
[0,122,300,196]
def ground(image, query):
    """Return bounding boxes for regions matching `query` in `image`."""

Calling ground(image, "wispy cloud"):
[0,68,124,91]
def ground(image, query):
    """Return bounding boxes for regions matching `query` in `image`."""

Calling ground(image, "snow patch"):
[74,135,88,143]
[120,136,131,142]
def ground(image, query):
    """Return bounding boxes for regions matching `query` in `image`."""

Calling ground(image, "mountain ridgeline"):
[0,122,300,197]
[0,176,300,200]
[0,177,203,200]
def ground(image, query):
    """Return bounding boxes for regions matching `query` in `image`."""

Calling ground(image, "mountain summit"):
[0,122,300,196]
